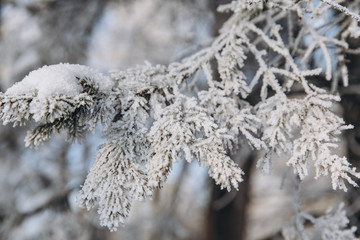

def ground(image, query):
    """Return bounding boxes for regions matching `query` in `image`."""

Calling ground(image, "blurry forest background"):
[0,0,359,240]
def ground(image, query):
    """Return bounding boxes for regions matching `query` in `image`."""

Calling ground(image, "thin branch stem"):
[321,0,360,22]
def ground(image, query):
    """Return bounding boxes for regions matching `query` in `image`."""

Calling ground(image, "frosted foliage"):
[78,142,152,231]
[199,88,264,150]
[1,0,360,231]
[282,203,359,240]
[147,97,243,191]
[77,86,154,230]
[257,92,359,190]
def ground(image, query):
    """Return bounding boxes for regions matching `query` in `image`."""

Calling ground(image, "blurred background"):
[0,0,359,239]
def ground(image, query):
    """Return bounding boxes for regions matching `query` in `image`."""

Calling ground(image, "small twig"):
[280,167,291,190]
[321,0,360,22]
[345,48,360,55]
[347,131,360,158]
[294,177,308,240]
[293,177,309,240]
[340,84,360,95]
[167,161,188,215]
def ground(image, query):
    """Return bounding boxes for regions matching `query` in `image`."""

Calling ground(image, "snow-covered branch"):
[1,0,360,231]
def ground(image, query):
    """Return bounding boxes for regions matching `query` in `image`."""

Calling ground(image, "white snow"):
[6,63,113,98]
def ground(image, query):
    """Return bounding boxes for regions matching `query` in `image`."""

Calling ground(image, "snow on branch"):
[0,63,114,147]
[321,0,360,22]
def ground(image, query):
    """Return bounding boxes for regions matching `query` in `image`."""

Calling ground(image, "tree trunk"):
[203,2,254,240]
[204,152,254,240]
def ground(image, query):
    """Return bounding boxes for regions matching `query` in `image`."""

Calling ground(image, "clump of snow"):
[6,63,113,98]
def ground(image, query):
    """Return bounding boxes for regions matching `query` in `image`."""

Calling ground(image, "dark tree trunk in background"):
[340,38,360,237]
[203,2,253,240]
[204,153,254,240]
